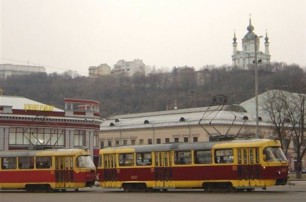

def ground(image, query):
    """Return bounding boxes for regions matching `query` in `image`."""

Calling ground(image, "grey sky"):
[1,0,305,75]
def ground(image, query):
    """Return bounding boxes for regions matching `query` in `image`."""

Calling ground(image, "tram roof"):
[0,148,89,157]
[100,139,275,153]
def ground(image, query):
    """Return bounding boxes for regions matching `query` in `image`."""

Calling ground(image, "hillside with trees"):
[0,62,305,118]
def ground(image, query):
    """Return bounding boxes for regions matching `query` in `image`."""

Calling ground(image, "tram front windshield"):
[263,147,287,162]
[77,155,96,169]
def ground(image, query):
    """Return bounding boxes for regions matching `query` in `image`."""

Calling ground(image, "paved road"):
[1,182,306,202]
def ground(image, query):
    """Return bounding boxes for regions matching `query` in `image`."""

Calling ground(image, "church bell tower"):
[232,19,271,69]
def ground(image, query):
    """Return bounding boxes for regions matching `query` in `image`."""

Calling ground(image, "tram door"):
[102,154,117,187]
[55,156,74,188]
[237,148,260,187]
[154,152,174,189]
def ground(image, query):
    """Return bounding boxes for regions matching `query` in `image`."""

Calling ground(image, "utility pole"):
[254,35,262,138]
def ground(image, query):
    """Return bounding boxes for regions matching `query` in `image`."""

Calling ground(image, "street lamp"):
[254,35,262,138]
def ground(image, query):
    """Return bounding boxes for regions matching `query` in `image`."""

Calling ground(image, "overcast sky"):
[1,0,305,75]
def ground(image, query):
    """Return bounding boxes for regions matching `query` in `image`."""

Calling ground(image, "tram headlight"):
[96,174,99,180]
[277,170,281,175]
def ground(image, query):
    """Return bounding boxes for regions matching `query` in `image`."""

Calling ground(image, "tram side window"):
[1,157,16,169]
[18,157,34,169]
[119,153,134,166]
[175,151,191,165]
[136,152,152,166]
[215,149,234,164]
[36,156,52,169]
[194,150,212,164]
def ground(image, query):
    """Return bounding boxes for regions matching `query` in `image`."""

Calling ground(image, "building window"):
[174,137,179,143]
[74,130,86,147]
[123,140,128,145]
[9,127,65,146]
[139,139,144,145]
[165,138,170,143]
[131,139,136,145]
[107,140,112,147]
[100,141,104,149]
[156,138,161,144]
[193,137,198,142]
[183,137,189,142]
[148,139,152,145]
[115,140,120,146]
[94,132,98,147]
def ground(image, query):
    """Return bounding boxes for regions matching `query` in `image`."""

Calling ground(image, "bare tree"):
[261,90,292,154]
[262,90,306,178]
[285,93,306,179]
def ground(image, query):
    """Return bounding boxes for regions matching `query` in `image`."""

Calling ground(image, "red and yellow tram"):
[0,149,96,192]
[97,139,288,192]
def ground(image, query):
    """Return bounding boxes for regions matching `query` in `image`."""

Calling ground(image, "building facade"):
[112,59,146,76]
[99,105,273,148]
[232,19,271,69]
[0,64,46,79]
[88,63,111,78]
[0,96,102,157]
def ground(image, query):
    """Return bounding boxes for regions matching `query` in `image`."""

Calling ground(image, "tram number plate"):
[131,175,138,180]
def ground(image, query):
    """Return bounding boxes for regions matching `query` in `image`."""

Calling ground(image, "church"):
[232,19,271,68]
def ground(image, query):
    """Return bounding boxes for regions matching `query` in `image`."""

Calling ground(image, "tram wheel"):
[45,185,53,193]
[203,184,212,193]
[146,188,154,192]
[227,185,237,193]
[25,185,33,192]
[123,184,132,192]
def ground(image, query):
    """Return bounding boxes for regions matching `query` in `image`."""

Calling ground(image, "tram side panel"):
[98,140,289,191]
[0,149,96,191]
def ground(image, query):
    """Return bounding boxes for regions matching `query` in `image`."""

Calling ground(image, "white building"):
[232,19,270,69]
[112,59,146,77]
[99,105,268,147]
[0,64,46,79]
[62,70,81,78]
[88,63,111,78]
